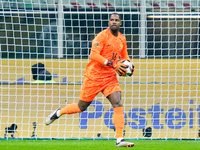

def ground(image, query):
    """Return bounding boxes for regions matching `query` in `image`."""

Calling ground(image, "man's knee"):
[107,91,123,108]
[79,104,88,111]
[112,101,123,108]
[78,100,91,111]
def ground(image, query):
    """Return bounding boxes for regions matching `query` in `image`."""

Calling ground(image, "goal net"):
[0,0,200,139]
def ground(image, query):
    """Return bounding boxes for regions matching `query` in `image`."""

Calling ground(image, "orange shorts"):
[79,76,121,102]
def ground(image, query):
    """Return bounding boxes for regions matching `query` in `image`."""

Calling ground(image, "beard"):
[110,26,119,34]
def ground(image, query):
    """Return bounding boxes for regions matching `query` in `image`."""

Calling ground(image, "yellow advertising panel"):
[0,59,200,139]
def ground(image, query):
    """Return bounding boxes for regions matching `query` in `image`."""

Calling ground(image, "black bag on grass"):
[31,63,52,81]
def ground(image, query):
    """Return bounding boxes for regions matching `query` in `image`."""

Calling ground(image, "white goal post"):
[0,0,200,140]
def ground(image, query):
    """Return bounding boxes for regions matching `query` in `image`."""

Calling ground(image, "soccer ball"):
[121,60,133,77]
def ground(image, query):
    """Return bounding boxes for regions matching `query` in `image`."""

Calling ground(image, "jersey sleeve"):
[90,33,107,65]
[121,36,130,61]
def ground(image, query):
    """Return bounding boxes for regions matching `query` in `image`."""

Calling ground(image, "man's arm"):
[90,50,107,65]
[90,43,127,76]
[89,33,107,65]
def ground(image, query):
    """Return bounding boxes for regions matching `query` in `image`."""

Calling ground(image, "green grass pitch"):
[1,140,200,150]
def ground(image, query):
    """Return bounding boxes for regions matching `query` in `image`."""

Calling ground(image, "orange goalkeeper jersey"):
[84,28,130,80]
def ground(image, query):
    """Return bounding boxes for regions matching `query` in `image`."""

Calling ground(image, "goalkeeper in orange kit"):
[45,13,135,147]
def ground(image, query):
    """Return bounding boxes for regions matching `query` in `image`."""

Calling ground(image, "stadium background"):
[0,0,200,139]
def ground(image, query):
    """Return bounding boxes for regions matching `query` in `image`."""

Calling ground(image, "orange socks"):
[113,107,124,138]
[59,104,124,138]
[60,103,82,115]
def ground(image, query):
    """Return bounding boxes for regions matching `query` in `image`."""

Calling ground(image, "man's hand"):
[106,59,128,76]
[105,60,114,66]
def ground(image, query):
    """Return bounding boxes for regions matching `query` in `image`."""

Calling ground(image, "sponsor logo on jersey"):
[120,44,123,50]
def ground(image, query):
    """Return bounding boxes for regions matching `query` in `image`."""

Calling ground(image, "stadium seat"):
[102,3,114,9]
[134,3,140,7]
[168,3,175,9]
[183,3,191,9]
[87,3,98,9]
[71,2,82,9]
[150,3,160,9]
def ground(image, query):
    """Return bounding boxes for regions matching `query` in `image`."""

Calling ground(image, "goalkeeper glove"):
[106,59,128,76]
[127,60,135,76]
